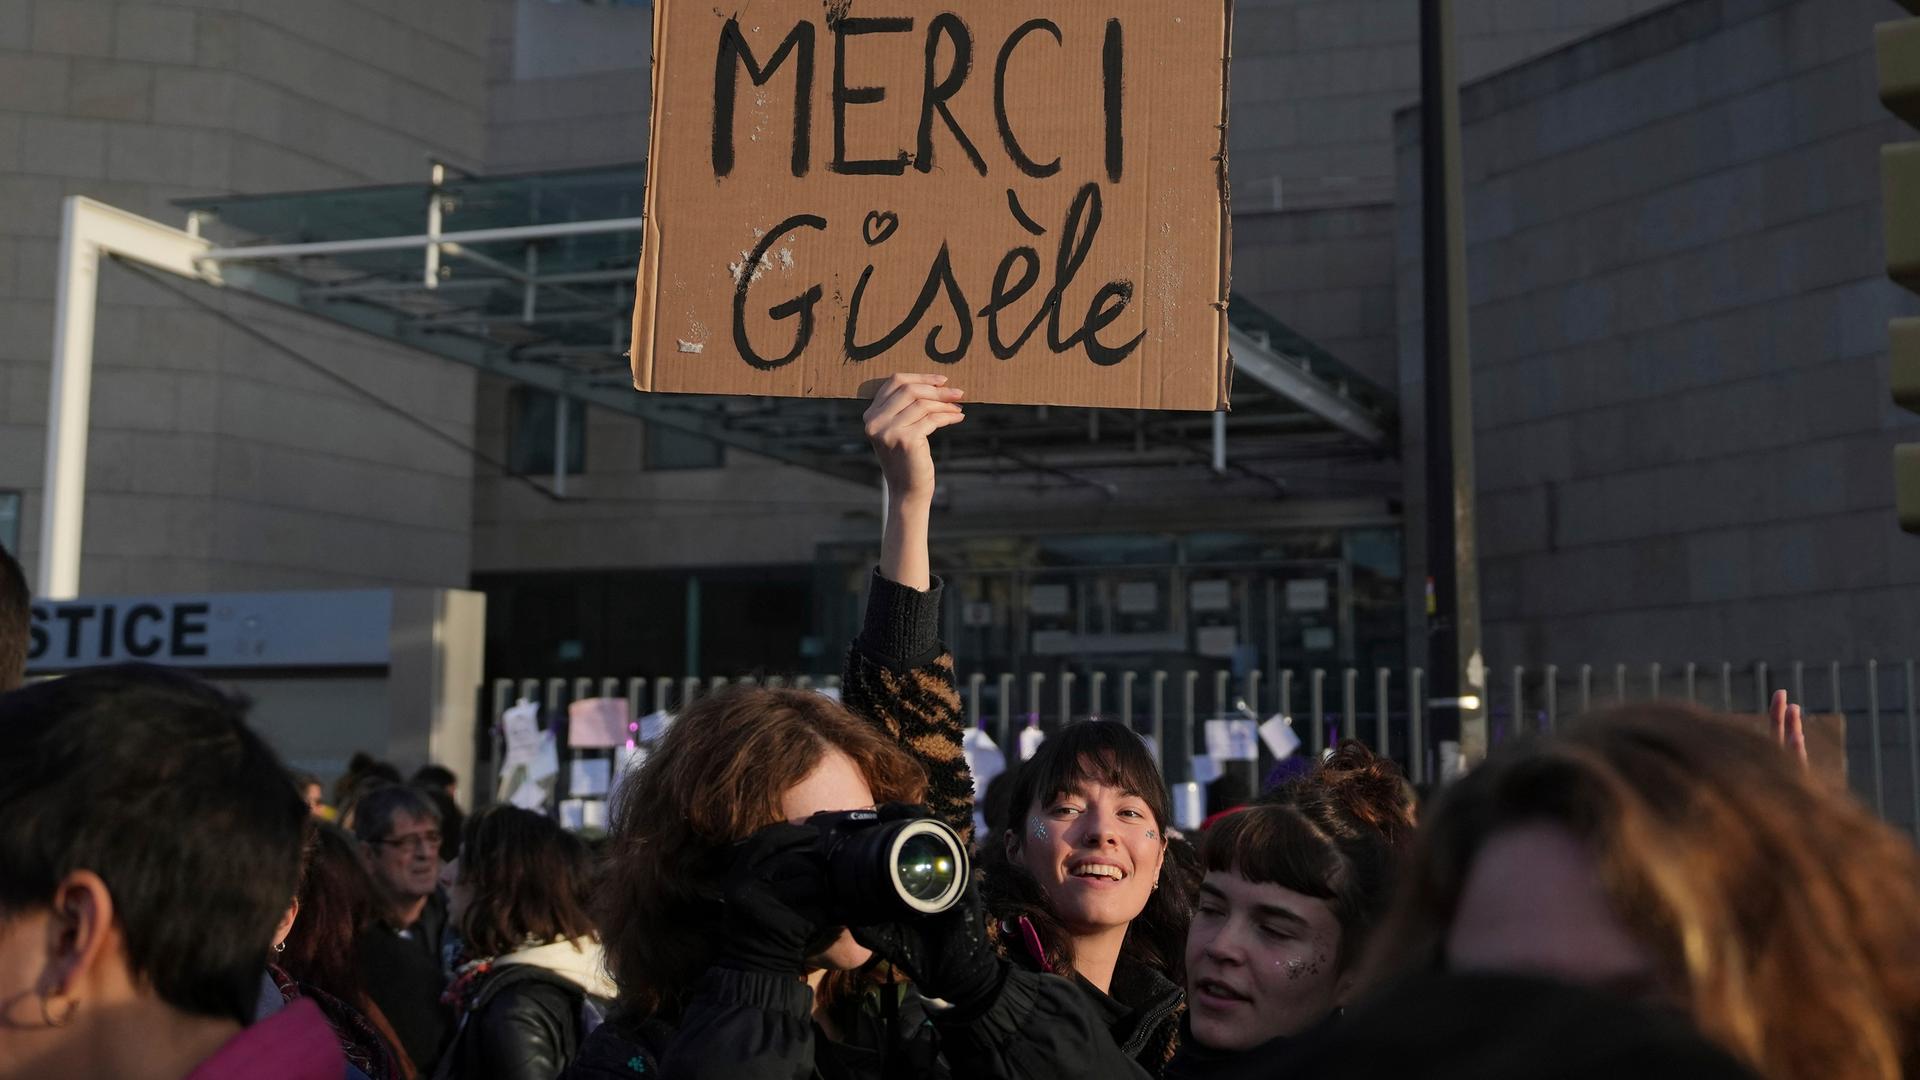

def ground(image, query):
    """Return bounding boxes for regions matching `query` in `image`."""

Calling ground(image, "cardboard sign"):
[632,1,1232,410]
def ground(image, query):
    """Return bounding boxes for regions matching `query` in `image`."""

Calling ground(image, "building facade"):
[2,0,1910,738]
[0,0,488,591]
[1396,0,1920,667]
[466,0,1696,685]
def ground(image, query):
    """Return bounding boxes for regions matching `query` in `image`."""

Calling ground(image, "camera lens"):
[885,819,967,914]
[895,832,959,903]
[812,809,969,922]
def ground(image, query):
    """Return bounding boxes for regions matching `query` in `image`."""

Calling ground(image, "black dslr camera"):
[806,808,969,926]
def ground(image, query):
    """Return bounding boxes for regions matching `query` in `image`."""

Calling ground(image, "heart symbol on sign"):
[863,210,899,247]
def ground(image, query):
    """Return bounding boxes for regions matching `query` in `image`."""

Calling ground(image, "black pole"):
[1419,0,1486,776]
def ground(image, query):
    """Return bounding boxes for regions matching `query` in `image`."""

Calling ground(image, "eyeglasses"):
[377,831,442,853]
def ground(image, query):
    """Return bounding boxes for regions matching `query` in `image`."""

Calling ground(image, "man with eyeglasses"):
[352,783,452,1074]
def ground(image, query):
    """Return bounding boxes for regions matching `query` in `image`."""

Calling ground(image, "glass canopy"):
[177,163,1396,496]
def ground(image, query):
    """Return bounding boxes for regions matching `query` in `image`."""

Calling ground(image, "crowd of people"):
[1,373,1918,1079]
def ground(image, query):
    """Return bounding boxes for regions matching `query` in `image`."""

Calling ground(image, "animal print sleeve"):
[842,570,974,846]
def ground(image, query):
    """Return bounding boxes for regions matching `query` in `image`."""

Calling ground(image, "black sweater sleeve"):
[855,569,945,669]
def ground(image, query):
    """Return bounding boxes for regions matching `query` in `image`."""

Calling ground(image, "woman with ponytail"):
[1165,742,1415,1079]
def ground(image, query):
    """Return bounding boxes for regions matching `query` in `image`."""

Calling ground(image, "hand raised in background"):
[1768,688,1808,769]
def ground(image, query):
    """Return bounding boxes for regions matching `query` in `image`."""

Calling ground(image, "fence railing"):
[487,659,1920,834]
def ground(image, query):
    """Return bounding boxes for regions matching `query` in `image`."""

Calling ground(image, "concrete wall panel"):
[1397,0,1920,668]
[0,0,490,591]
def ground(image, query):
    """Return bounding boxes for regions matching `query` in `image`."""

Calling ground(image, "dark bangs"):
[1203,804,1342,900]
[1013,720,1172,829]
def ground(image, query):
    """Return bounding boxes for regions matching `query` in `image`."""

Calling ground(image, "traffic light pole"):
[1878,5,1920,531]
[1419,0,1487,776]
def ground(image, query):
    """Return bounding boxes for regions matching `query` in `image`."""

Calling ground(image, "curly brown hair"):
[596,687,928,1020]
[1367,704,1920,1080]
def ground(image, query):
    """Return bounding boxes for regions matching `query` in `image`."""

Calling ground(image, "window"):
[508,389,587,477]
[0,491,18,556]
[645,423,724,471]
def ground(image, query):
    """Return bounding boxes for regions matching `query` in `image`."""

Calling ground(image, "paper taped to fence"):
[630,0,1233,410]
[567,697,628,748]
[1258,714,1301,760]
[1204,718,1259,762]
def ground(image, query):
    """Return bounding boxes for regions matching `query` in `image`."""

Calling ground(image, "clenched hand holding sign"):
[631,1,1233,410]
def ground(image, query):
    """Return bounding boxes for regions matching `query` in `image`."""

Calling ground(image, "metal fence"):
[487,658,1920,836]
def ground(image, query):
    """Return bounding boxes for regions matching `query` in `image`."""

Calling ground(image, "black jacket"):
[1067,963,1184,1075]
[360,892,452,1074]
[560,967,936,1080]
[436,965,612,1080]
[560,964,1154,1080]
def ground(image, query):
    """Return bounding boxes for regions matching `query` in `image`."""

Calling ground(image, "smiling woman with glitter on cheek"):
[1010,773,1168,992]
[977,720,1192,1073]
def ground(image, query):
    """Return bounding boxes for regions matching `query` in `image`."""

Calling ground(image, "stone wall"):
[1231,0,1683,391]
[475,1,879,574]
[0,0,487,591]
[1397,0,1920,667]
[484,0,648,174]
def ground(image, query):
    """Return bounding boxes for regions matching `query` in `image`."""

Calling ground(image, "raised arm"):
[870,373,960,592]
[841,375,974,843]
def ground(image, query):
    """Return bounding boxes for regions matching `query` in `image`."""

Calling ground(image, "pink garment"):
[1015,916,1054,974]
[186,997,343,1080]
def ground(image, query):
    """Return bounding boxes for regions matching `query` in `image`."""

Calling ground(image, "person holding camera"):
[848,374,1191,1074]
[563,683,1153,1080]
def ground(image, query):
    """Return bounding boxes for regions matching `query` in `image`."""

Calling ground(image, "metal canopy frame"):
[40,164,1399,597]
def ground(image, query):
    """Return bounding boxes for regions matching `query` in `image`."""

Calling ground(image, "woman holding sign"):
[853,373,1191,1074]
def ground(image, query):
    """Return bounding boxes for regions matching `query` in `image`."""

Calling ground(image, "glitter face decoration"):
[1016,775,1166,937]
[1186,872,1347,1052]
